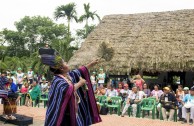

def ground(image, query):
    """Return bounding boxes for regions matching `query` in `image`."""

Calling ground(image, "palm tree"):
[79,3,101,35]
[54,3,77,44]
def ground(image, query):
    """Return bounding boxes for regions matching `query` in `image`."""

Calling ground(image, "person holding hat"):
[90,72,97,91]
[16,68,24,89]
[159,87,178,121]
[181,86,194,124]
[27,67,34,84]
[39,47,101,126]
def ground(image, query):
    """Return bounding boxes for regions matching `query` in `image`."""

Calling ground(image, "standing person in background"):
[41,78,48,93]
[16,68,24,90]
[97,68,106,87]
[27,67,34,84]
[131,74,145,91]
[0,72,8,90]
[10,71,17,84]
[90,72,97,91]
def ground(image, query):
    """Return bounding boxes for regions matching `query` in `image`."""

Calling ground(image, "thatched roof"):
[68,9,194,74]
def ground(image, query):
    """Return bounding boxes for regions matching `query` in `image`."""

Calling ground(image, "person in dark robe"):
[39,48,101,126]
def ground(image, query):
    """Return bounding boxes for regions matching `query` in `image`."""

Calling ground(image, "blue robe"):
[45,66,101,126]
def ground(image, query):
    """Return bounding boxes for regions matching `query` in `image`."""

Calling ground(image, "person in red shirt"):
[16,83,29,103]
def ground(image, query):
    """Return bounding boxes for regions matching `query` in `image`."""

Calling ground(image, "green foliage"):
[54,2,77,44]
[76,24,96,39]
[79,3,100,36]
[0,2,100,74]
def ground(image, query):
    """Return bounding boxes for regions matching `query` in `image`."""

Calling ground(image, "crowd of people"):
[91,70,194,125]
[0,67,50,107]
[1,66,194,125]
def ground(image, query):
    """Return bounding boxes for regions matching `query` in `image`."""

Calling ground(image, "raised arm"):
[86,59,99,69]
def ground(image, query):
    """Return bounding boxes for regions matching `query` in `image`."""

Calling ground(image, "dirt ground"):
[0,104,191,126]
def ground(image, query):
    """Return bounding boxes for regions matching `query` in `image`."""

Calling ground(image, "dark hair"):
[49,67,62,74]
[33,79,38,84]
[154,84,160,90]
[178,85,183,88]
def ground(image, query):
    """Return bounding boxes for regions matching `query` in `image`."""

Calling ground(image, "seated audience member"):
[137,86,146,99]
[121,86,142,117]
[47,81,51,92]
[181,86,194,125]
[41,78,48,93]
[151,84,163,101]
[160,87,178,121]
[176,85,185,121]
[16,83,29,103]
[25,80,41,106]
[151,84,164,115]
[117,83,123,94]
[143,83,151,97]
[183,87,189,95]
[119,84,131,102]
[94,85,106,96]
[167,84,175,95]
[105,84,118,97]
[8,78,18,93]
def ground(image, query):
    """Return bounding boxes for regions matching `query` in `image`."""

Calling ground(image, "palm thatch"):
[68,9,194,74]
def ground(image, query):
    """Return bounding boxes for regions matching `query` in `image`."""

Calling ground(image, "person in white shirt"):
[119,84,131,101]
[16,68,24,89]
[90,72,97,91]
[97,68,106,87]
[41,78,48,93]
[121,86,143,117]
[11,71,17,84]
[105,84,118,97]
[27,67,34,84]
[137,86,146,99]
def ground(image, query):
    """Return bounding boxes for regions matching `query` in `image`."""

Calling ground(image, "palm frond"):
[97,39,114,61]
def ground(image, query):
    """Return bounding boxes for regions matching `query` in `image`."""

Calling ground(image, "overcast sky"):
[1,0,194,31]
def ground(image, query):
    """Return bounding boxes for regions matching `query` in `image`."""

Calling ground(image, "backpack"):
[100,106,108,115]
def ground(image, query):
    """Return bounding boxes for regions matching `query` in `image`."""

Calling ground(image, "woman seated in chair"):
[25,80,41,106]
[16,82,29,103]
[94,85,106,96]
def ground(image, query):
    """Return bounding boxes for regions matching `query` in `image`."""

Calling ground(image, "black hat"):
[39,48,63,69]
[190,86,194,91]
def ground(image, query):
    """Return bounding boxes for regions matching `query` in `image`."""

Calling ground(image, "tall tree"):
[54,3,77,44]
[79,3,100,36]
[76,24,96,39]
